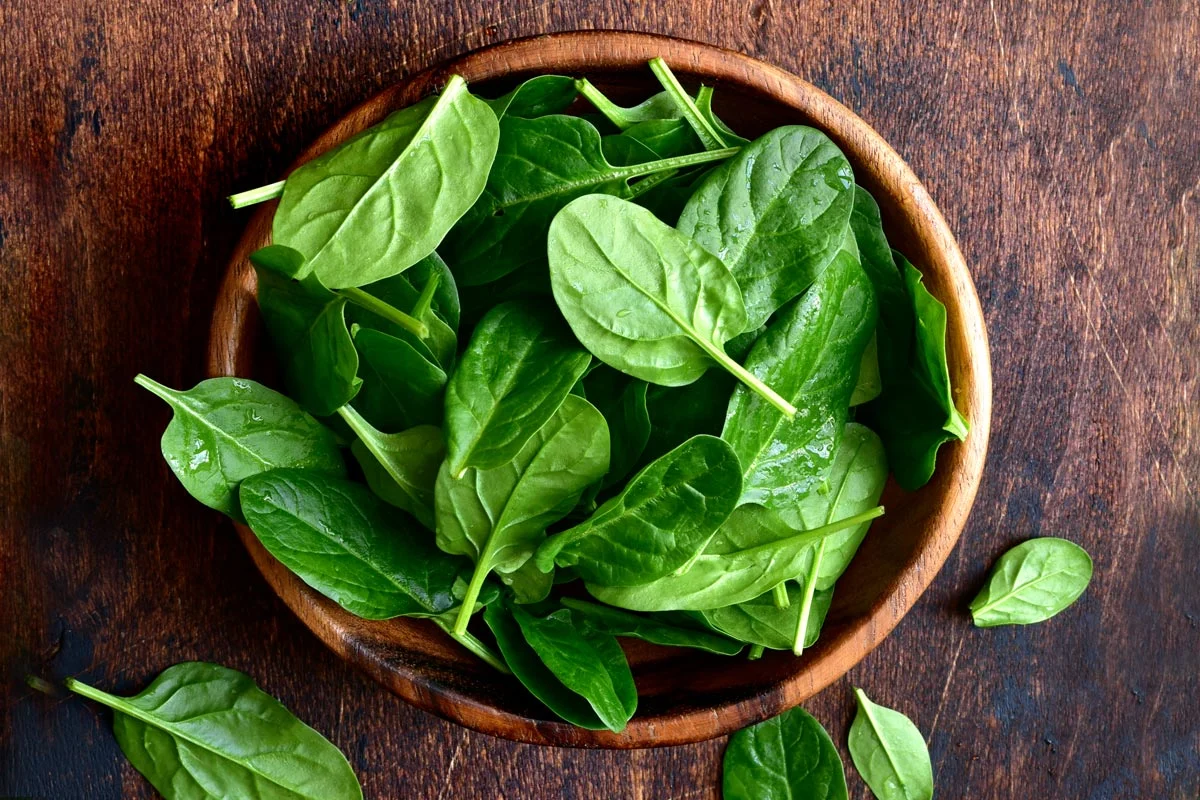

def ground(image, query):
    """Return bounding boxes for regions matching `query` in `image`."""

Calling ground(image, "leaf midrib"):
[857,692,917,798]
[972,566,1078,616]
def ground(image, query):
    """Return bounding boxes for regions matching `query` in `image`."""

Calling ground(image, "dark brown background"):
[2,1,1197,798]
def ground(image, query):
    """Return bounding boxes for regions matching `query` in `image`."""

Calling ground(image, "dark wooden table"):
[2,2,1197,797]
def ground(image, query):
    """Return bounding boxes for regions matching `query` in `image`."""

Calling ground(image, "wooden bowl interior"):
[208,32,991,748]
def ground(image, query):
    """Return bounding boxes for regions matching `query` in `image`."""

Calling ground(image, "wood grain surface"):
[1,1,1196,797]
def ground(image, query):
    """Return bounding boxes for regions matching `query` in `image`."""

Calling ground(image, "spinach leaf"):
[65,663,362,800]
[850,334,882,406]
[582,368,651,488]
[272,75,499,288]
[341,406,443,530]
[443,114,737,286]
[443,301,591,476]
[723,705,848,800]
[694,84,750,148]
[560,598,744,656]
[646,58,738,151]
[251,245,362,417]
[722,251,877,509]
[536,435,742,587]
[548,194,795,416]
[485,75,577,119]
[437,394,609,633]
[484,600,637,732]
[574,82,682,129]
[240,469,460,619]
[134,375,345,520]
[969,538,1093,627]
[350,326,447,432]
[586,505,883,611]
[346,251,460,332]
[677,125,855,328]
[641,370,733,465]
[848,688,934,800]
[604,119,704,163]
[700,583,832,651]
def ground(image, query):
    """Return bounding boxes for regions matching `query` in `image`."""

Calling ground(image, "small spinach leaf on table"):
[485,74,578,120]
[677,125,855,328]
[239,469,461,619]
[548,194,795,416]
[341,406,443,530]
[273,75,499,289]
[443,114,737,287]
[722,250,877,509]
[350,326,447,432]
[723,705,848,800]
[437,394,609,633]
[700,583,832,651]
[134,375,345,520]
[560,598,743,656]
[848,688,934,800]
[251,245,361,417]
[586,504,883,611]
[535,435,742,587]
[443,300,592,476]
[969,537,1093,627]
[484,600,637,732]
[65,662,362,800]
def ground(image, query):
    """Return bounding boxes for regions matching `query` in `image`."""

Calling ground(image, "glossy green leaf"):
[349,326,446,432]
[65,662,361,800]
[582,368,652,488]
[587,505,883,611]
[484,600,637,732]
[723,705,848,800]
[561,598,743,655]
[342,407,443,530]
[536,435,742,587]
[677,125,855,328]
[485,75,578,119]
[640,370,733,465]
[850,334,882,406]
[575,83,683,129]
[848,688,934,800]
[970,538,1093,627]
[604,119,704,163]
[437,395,609,632]
[273,75,499,288]
[701,583,832,651]
[251,246,361,417]
[722,251,877,509]
[240,469,460,619]
[345,251,460,333]
[444,114,737,286]
[443,301,591,475]
[134,375,345,520]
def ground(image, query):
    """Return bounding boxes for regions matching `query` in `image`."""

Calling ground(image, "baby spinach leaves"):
[350,326,447,432]
[548,194,796,415]
[723,706,848,800]
[341,405,443,530]
[65,663,362,800]
[678,125,855,328]
[134,375,345,520]
[443,301,591,476]
[848,688,934,800]
[485,74,578,120]
[560,598,743,655]
[701,583,832,652]
[970,538,1093,627]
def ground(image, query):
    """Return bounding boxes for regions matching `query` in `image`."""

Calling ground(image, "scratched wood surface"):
[1,1,1196,798]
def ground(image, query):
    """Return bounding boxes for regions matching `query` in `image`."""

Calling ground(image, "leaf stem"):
[648,57,728,151]
[793,540,825,655]
[133,373,177,405]
[337,287,429,339]
[436,620,511,674]
[613,146,739,181]
[692,337,797,417]
[771,583,791,609]
[453,560,491,636]
[411,273,440,321]
[575,78,635,130]
[748,644,765,660]
[228,180,286,209]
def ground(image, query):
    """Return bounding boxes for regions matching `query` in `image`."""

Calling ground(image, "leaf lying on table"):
[66,662,362,800]
[969,537,1093,627]
[723,705,848,800]
[848,688,934,800]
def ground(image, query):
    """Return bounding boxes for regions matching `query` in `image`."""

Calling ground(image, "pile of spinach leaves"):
[141,58,970,735]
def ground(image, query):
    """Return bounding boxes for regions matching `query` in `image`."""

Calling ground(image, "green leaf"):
[485,75,578,120]
[723,705,848,800]
[484,600,637,732]
[647,58,733,151]
[582,368,652,488]
[444,114,737,286]
[251,246,361,417]
[575,82,684,129]
[342,407,443,530]
[134,375,345,520]
[443,300,592,475]
[969,538,1093,627]
[640,370,733,465]
[345,251,460,333]
[604,119,704,163]
[700,583,832,651]
[848,688,934,800]
[586,505,883,611]
[273,75,499,288]
[548,194,795,416]
[349,326,447,432]
[438,394,609,633]
[536,435,743,587]
[850,334,882,406]
[694,85,750,148]
[239,469,461,619]
[560,598,743,655]
[65,662,362,800]
[722,250,877,509]
[677,125,855,328]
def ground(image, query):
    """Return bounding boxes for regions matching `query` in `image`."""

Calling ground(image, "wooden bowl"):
[208,31,991,748]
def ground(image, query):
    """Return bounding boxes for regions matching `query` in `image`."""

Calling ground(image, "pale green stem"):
[771,583,791,609]
[133,373,176,404]
[411,273,440,321]
[453,559,492,636]
[336,287,429,339]
[748,644,765,661]
[575,78,636,130]
[228,180,286,209]
[436,620,510,674]
[793,539,826,655]
[648,57,728,151]
[691,336,797,417]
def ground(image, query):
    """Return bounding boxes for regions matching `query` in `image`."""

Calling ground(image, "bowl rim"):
[207,29,992,748]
